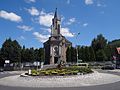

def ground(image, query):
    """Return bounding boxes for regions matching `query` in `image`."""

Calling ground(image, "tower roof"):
[54,8,57,18]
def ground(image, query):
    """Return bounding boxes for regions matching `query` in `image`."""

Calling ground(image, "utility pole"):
[75,32,80,65]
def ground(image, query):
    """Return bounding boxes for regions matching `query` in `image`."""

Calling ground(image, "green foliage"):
[91,34,107,51]
[21,46,44,63]
[0,38,21,64]
[31,69,39,76]
[96,49,107,61]
[77,46,96,62]
[66,46,77,63]
[31,66,93,76]
[1,34,120,68]
[66,47,72,62]
[0,38,45,67]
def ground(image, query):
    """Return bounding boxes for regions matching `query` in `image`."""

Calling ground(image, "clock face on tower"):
[53,45,59,56]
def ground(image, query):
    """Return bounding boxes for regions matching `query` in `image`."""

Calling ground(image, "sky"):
[0,0,120,48]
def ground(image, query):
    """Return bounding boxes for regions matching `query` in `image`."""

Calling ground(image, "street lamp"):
[75,32,80,65]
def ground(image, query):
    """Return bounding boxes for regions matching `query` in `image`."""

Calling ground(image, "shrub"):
[72,70,79,75]
[51,71,58,75]
[59,72,65,76]
[30,66,93,76]
[31,69,39,76]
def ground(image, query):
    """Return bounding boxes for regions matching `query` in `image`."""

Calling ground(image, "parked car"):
[0,68,4,72]
[101,65,115,70]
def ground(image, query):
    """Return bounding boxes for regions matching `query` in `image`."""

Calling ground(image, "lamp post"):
[75,32,80,65]
[76,45,79,65]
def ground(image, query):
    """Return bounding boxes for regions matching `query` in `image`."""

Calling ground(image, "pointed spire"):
[54,8,57,18]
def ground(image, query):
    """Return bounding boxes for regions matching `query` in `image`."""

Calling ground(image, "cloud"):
[17,25,33,31]
[0,10,22,22]
[83,23,88,27]
[85,0,93,5]
[27,7,39,16]
[45,27,74,37]
[40,27,51,32]
[33,27,74,43]
[20,36,25,40]
[39,10,54,27]
[25,0,36,3]
[61,28,74,37]
[97,2,106,7]
[66,18,76,25]
[67,0,70,4]
[33,32,50,43]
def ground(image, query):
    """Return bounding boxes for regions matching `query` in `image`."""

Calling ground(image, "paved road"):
[0,70,120,90]
[95,69,120,76]
[0,82,120,90]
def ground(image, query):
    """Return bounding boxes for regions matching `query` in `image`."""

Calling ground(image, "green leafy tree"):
[23,48,35,62]
[21,45,26,63]
[66,47,72,62]
[66,47,77,63]
[96,49,107,62]
[84,46,91,62]
[91,34,107,51]
[38,48,44,62]
[91,34,108,61]
[12,40,21,63]
[71,47,77,63]
[89,47,96,61]
[1,38,21,64]
[0,48,4,67]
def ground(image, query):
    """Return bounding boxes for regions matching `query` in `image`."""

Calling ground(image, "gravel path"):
[0,71,120,88]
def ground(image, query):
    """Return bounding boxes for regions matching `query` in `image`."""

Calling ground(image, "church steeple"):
[51,8,61,36]
[54,8,57,18]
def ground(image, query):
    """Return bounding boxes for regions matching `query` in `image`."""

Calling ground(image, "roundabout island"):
[0,67,120,88]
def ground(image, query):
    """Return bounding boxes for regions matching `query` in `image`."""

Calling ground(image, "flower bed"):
[31,66,93,76]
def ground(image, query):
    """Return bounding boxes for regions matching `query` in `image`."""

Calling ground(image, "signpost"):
[41,62,44,69]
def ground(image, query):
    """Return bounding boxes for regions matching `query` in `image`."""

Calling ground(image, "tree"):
[0,48,4,67]
[21,45,26,63]
[1,38,13,61]
[66,47,72,62]
[66,47,77,63]
[91,34,108,61]
[22,47,35,62]
[71,47,77,63]
[0,38,21,67]
[89,47,96,61]
[104,45,112,61]
[84,46,91,62]
[78,46,86,62]
[96,49,107,62]
[38,48,44,62]
[12,40,21,63]
[91,34,107,51]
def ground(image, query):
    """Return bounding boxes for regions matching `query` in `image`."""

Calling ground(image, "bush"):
[72,70,79,75]
[51,71,58,75]
[30,66,93,76]
[31,69,39,76]
[59,72,65,76]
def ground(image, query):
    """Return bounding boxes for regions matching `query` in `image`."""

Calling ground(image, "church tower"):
[44,9,72,64]
[51,8,61,36]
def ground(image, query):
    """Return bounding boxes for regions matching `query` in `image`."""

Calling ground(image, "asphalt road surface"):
[0,70,120,90]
